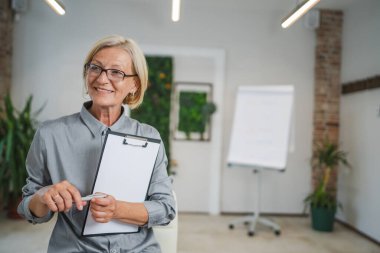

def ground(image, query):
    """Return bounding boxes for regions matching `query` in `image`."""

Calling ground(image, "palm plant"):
[0,94,41,206]
[305,140,351,210]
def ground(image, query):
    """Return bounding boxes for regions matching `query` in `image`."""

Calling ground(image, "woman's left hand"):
[89,194,117,223]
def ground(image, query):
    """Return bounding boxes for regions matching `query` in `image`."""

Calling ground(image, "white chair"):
[153,191,178,253]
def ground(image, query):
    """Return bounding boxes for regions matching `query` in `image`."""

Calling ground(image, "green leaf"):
[4,94,16,123]
[5,122,14,162]
[0,93,40,202]
[306,139,352,211]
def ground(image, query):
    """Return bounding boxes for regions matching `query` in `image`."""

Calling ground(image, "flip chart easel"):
[227,85,294,237]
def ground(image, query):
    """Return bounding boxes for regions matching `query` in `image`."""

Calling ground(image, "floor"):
[0,212,379,253]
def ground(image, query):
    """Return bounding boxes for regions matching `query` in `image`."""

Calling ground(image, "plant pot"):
[311,206,335,232]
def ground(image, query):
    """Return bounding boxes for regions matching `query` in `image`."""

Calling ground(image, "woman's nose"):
[97,70,110,82]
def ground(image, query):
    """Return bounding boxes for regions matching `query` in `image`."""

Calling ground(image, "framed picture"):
[172,82,215,141]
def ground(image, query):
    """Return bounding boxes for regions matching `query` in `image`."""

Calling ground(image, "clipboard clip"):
[123,135,148,148]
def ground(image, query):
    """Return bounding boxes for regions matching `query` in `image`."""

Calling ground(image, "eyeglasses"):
[85,63,137,82]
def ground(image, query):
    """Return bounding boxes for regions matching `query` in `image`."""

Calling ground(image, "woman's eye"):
[111,70,123,76]
[90,65,101,71]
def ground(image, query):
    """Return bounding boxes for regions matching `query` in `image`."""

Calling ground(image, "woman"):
[18,35,176,252]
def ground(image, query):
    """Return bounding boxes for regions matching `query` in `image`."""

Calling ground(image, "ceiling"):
[315,0,359,10]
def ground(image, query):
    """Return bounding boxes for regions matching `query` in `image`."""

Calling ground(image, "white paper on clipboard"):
[82,131,161,236]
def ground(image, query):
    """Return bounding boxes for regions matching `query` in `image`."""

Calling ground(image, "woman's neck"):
[89,104,122,127]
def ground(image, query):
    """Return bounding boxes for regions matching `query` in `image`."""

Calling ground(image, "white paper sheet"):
[227,85,294,170]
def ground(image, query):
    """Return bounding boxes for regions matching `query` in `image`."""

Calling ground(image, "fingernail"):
[79,205,83,211]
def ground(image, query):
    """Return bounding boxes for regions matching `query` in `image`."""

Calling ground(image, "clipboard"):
[82,130,161,236]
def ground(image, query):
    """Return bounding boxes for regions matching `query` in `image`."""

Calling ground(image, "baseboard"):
[335,218,380,246]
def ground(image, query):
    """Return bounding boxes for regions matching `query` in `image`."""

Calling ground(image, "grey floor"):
[0,212,379,253]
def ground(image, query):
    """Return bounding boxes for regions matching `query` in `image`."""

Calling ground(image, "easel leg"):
[228,169,281,237]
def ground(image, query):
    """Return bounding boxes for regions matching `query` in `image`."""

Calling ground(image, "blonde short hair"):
[83,35,148,109]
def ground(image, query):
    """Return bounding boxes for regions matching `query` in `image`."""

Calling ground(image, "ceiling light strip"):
[281,0,320,28]
[172,0,181,22]
[45,0,66,16]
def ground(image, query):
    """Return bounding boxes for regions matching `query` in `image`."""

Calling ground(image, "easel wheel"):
[274,230,281,236]
[228,224,234,230]
[248,231,255,237]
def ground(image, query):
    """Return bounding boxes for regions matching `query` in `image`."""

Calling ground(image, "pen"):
[81,193,107,201]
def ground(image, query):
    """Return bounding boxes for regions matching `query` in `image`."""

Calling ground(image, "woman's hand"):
[37,180,86,213]
[90,194,117,223]
[90,195,149,225]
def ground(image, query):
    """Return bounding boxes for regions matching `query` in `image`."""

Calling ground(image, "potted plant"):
[304,139,351,232]
[0,94,41,218]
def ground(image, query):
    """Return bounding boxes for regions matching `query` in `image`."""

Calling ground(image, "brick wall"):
[0,0,13,96]
[312,10,343,191]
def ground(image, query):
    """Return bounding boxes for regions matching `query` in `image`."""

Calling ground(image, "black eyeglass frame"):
[84,63,138,81]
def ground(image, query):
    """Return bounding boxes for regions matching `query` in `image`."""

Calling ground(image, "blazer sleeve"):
[17,126,54,224]
[143,132,176,228]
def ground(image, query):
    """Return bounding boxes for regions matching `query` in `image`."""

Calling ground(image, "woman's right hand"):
[36,180,86,213]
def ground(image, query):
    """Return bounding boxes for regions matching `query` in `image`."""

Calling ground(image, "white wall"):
[171,55,220,214]
[338,0,380,242]
[12,0,378,228]
[218,10,315,213]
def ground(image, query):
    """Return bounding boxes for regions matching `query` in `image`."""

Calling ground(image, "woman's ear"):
[130,86,136,96]
[84,82,89,94]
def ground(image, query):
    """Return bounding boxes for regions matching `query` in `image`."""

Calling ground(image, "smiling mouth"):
[95,87,114,93]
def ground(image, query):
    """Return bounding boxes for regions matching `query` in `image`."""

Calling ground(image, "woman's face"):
[86,47,137,109]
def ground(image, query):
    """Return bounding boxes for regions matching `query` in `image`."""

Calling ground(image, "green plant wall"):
[178,92,207,138]
[131,56,173,173]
